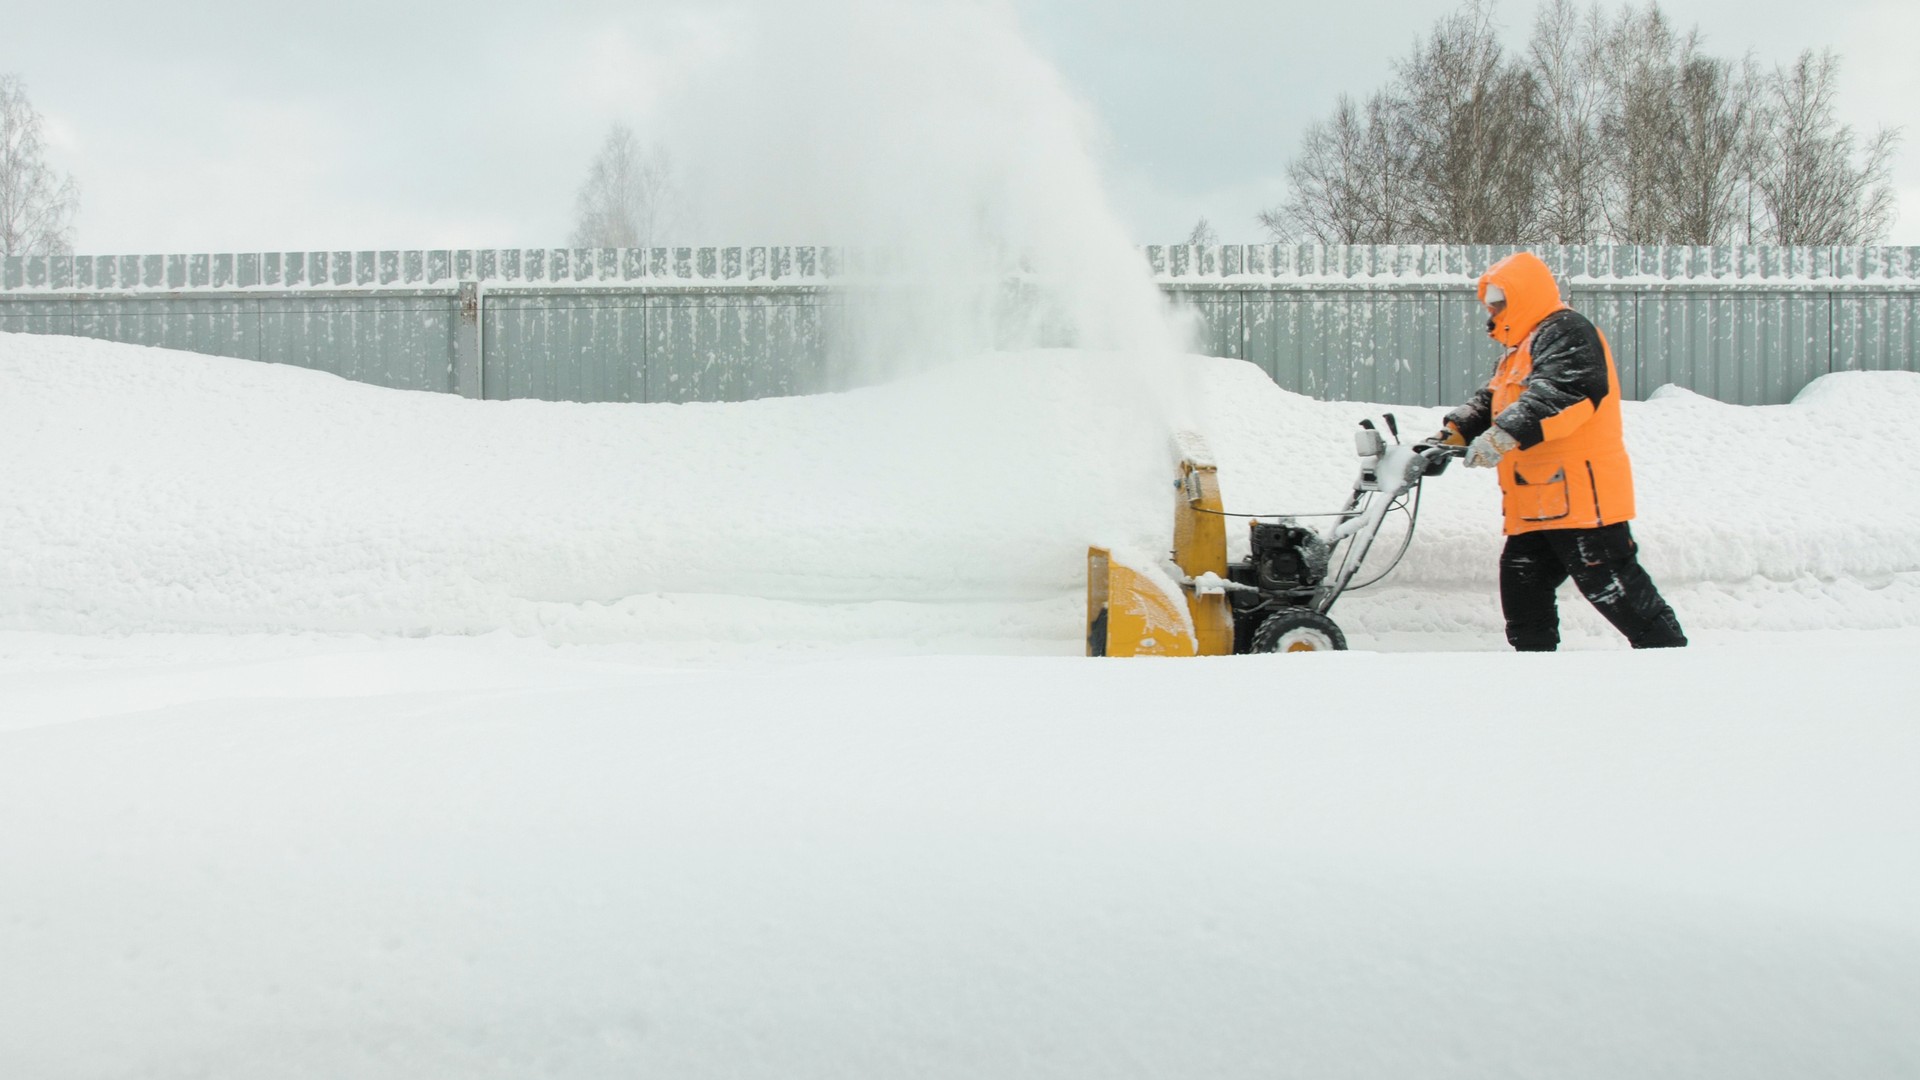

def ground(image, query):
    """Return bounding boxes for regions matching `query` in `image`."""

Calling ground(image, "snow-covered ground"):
[4,332,1919,1077]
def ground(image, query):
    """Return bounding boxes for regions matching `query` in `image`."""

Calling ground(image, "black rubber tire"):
[1087,607,1109,657]
[1231,607,1264,655]
[1248,609,1348,654]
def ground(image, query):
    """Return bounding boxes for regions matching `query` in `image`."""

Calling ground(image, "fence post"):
[454,281,483,398]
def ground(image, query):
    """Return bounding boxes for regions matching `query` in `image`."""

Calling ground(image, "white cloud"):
[557,8,746,120]
[38,110,83,156]
[68,98,522,252]
[17,0,1920,251]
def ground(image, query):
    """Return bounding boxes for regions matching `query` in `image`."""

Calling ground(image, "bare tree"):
[0,75,79,256]
[1186,217,1219,246]
[1594,6,1758,243]
[1755,50,1899,244]
[1732,58,1773,244]
[1260,91,1414,243]
[1395,0,1546,243]
[1529,0,1609,242]
[1265,0,1895,246]
[569,123,681,249]
[1264,0,1541,245]
[1663,51,1756,244]
[1595,4,1685,241]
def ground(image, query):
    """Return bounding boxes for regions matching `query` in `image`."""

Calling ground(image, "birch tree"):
[569,123,682,249]
[1263,0,1897,245]
[0,75,79,256]
[1528,0,1608,242]
[1595,6,1758,243]
[1394,0,1546,243]
[1663,52,1757,244]
[1260,92,1414,243]
[1263,0,1544,244]
[1756,50,1898,245]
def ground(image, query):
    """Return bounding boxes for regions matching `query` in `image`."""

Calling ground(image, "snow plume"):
[652,0,1190,387]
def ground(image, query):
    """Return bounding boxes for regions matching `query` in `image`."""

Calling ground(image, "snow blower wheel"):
[1248,609,1347,654]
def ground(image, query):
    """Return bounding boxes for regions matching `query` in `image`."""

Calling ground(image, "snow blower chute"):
[1087,419,1461,657]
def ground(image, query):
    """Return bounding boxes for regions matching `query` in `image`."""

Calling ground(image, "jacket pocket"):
[1510,465,1570,522]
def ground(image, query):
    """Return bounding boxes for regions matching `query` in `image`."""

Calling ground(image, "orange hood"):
[1478,252,1567,347]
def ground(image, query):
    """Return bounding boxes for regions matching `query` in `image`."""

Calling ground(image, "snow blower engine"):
[1086,416,1462,656]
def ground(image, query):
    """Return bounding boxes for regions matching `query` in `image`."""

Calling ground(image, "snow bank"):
[4,331,1919,648]
[0,332,1180,643]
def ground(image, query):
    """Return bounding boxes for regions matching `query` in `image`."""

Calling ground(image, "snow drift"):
[4,330,1920,649]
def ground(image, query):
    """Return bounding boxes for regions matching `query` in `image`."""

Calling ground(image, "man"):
[1432,251,1687,651]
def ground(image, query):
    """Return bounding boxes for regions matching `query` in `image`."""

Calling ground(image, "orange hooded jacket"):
[1447,252,1635,535]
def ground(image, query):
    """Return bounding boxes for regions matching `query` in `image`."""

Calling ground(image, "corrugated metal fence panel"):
[1749,294,1833,405]
[0,294,458,393]
[6,246,1920,407]
[483,295,648,403]
[644,295,833,404]
[573,299,650,403]
[262,297,454,392]
[0,297,71,337]
[1439,294,1499,406]
[1363,293,1441,405]
[484,298,548,400]
[1834,292,1919,375]
[646,296,715,404]
[1172,293,1245,363]
[1636,292,1830,406]
[1245,293,1435,403]
[339,297,459,393]
[1246,296,1317,397]
[644,296,793,404]
[0,296,262,361]
[1238,291,1485,406]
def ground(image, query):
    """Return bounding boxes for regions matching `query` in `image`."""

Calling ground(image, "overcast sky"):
[6,0,1917,252]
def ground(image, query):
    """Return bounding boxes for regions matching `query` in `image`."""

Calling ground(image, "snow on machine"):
[1087,416,1462,656]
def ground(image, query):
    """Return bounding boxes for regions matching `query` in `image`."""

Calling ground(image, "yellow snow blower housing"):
[1086,433,1234,657]
[1086,415,1466,658]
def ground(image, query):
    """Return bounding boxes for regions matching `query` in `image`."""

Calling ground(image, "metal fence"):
[4,245,1917,406]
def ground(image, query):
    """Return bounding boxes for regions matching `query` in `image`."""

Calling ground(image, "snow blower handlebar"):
[1412,442,1465,477]
[1313,432,1461,614]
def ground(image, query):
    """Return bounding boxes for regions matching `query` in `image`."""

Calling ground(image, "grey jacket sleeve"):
[1444,385,1495,442]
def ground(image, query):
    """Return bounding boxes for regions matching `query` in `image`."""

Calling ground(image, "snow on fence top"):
[4,244,1920,293]
[1148,243,1920,286]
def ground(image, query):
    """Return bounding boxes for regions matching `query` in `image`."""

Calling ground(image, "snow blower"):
[1086,417,1462,656]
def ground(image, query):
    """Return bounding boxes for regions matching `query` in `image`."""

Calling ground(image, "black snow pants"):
[1499,523,1687,651]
